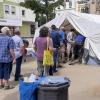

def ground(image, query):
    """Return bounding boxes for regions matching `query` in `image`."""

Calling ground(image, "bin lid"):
[39,76,70,87]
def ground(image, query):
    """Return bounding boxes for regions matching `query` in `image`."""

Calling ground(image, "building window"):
[69,1,72,8]
[22,10,25,16]
[5,5,9,14]
[81,6,89,13]
[11,6,16,14]
[91,0,95,4]
[31,25,35,35]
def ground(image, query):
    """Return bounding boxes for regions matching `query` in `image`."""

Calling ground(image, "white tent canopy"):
[33,10,100,63]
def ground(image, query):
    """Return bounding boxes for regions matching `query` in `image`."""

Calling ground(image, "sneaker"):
[0,85,4,89]
[53,69,58,73]
[15,75,23,81]
[19,75,23,78]
[68,62,74,65]
[14,78,19,81]
[62,61,66,63]
[57,65,63,68]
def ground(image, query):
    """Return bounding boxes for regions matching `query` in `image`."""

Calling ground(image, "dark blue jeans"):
[15,56,23,80]
[53,50,58,71]
[0,62,11,80]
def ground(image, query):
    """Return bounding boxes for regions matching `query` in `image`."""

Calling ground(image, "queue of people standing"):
[34,25,86,76]
[0,27,25,89]
[0,25,85,90]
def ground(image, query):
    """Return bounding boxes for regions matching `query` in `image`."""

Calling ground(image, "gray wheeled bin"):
[38,76,70,100]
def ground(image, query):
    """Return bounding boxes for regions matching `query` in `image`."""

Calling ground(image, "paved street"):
[0,0,100,100]
[0,60,100,100]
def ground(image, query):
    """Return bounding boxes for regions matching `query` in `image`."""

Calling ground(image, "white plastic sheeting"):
[66,11,100,60]
[33,10,100,60]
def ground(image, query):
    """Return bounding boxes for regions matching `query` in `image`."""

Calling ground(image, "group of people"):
[0,24,85,90]
[34,25,86,76]
[0,27,27,89]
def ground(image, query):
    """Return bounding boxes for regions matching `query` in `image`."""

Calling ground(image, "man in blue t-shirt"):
[50,25,60,72]
[75,34,85,44]
[75,33,86,63]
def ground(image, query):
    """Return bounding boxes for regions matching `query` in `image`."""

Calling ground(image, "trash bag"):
[19,78,44,100]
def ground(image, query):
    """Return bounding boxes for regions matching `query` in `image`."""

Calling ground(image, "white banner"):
[0,18,22,26]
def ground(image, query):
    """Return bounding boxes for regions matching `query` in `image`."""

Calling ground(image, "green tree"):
[20,0,64,26]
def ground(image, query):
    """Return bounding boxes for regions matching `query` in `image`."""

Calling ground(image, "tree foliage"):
[20,0,64,26]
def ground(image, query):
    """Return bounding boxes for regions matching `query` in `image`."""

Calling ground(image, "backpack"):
[50,31,60,48]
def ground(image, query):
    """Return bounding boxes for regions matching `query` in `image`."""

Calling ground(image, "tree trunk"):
[45,0,49,22]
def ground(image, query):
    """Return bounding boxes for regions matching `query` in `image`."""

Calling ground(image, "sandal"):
[4,85,14,90]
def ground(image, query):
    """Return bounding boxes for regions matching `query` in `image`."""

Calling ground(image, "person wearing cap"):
[0,27,15,89]
[12,29,24,81]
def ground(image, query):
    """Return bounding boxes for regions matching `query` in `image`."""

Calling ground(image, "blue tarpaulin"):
[19,78,44,100]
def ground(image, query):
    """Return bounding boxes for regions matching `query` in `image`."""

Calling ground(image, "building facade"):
[20,7,36,36]
[75,0,89,13]
[89,0,100,14]
[55,0,76,17]
[75,0,100,14]
[0,0,36,37]
[55,0,94,16]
